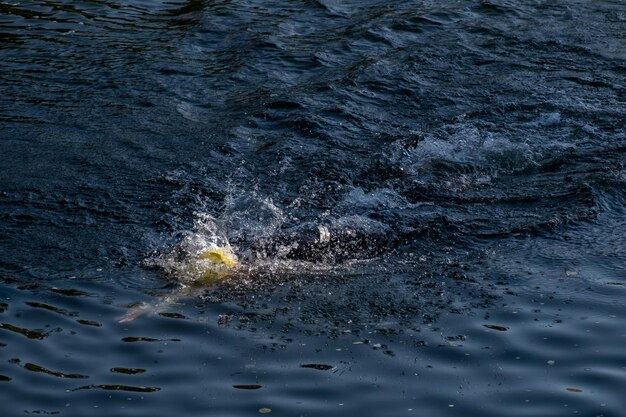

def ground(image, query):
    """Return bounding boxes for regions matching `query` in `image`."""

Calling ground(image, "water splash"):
[145,213,238,285]
[145,188,401,291]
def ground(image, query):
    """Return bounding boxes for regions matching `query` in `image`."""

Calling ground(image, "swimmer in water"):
[117,217,398,322]
[244,217,397,263]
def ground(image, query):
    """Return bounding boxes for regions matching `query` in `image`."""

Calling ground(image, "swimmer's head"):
[199,247,238,268]
[195,247,238,284]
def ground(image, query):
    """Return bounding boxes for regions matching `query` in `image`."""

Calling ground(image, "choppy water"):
[1,0,625,415]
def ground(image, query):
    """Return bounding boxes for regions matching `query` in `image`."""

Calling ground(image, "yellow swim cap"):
[194,247,238,284]
[199,247,238,268]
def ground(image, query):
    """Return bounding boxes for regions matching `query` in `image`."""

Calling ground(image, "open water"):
[1,0,625,416]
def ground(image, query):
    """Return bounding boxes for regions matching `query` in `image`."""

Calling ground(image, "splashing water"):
[144,213,236,284]
[143,184,404,295]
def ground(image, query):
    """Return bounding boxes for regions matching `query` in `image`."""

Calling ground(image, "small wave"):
[388,122,542,191]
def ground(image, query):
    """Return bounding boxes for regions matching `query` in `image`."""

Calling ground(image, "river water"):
[1,1,625,416]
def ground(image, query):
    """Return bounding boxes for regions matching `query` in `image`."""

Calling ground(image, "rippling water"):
[1,1,625,416]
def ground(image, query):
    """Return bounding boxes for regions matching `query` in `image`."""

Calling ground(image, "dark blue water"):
[1,0,625,415]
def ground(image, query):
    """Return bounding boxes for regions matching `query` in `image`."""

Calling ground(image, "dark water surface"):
[1,0,625,415]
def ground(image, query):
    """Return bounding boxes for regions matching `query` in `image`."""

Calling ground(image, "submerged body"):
[245,218,398,263]
[163,215,399,280]
[118,217,398,322]
[186,216,398,282]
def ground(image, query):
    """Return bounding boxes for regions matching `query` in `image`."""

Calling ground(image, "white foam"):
[221,191,286,241]
[338,187,409,211]
[387,122,543,191]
